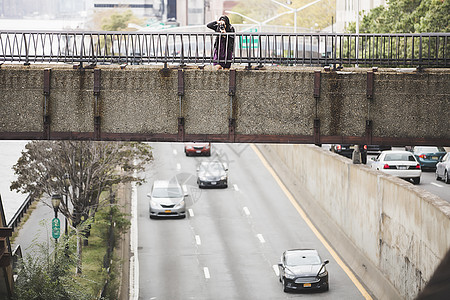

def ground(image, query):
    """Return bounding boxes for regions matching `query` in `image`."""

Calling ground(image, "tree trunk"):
[76,231,83,274]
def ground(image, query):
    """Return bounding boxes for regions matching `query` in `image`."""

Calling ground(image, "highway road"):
[137,143,371,299]
[366,148,450,203]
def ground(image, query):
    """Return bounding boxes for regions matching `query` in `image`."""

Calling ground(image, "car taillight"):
[415,164,421,169]
[335,145,342,150]
[383,164,390,169]
[419,154,427,159]
[363,145,367,150]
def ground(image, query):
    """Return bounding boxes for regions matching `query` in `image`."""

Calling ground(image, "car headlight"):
[186,146,193,150]
[199,176,207,181]
[174,200,185,209]
[150,201,159,208]
[318,269,328,278]
[284,270,296,279]
[220,175,227,180]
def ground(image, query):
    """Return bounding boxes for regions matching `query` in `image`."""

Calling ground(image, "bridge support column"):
[313,70,321,145]
[93,69,101,140]
[365,70,374,145]
[177,69,185,141]
[43,68,51,139]
[228,70,236,142]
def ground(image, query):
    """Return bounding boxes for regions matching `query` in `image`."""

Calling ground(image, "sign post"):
[52,217,61,239]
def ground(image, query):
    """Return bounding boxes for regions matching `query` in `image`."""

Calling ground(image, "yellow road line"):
[251,144,373,300]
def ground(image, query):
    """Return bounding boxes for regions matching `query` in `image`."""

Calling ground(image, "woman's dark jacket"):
[207,21,235,54]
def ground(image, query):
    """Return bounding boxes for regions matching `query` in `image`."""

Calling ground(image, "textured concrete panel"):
[0,65,449,143]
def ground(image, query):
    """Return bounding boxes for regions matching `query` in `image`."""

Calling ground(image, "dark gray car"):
[197,161,228,188]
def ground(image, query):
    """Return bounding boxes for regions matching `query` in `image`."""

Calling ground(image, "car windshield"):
[384,153,416,162]
[414,146,445,153]
[152,187,183,198]
[199,162,223,172]
[285,253,321,266]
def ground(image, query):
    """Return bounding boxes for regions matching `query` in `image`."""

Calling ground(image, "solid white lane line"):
[256,234,265,243]
[431,182,443,188]
[273,265,280,277]
[195,235,202,245]
[188,209,194,217]
[234,184,239,191]
[251,144,373,300]
[173,149,178,155]
[243,207,250,216]
[176,163,181,170]
[203,267,210,279]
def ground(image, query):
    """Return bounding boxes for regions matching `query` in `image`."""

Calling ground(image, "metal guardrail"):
[7,194,34,232]
[0,31,449,67]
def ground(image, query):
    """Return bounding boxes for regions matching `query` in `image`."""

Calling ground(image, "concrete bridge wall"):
[258,144,450,300]
[0,64,449,144]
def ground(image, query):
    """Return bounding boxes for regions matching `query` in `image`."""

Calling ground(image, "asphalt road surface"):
[366,147,450,203]
[137,143,371,300]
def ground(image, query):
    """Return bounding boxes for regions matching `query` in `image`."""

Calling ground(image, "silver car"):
[436,152,450,184]
[371,150,421,184]
[148,180,186,219]
[197,161,228,188]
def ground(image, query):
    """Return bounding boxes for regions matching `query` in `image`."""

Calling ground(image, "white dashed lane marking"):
[431,182,443,188]
[256,234,265,243]
[203,267,210,279]
[195,235,201,245]
[243,207,250,216]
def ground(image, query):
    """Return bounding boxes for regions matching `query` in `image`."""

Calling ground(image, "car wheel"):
[436,170,441,181]
[412,177,421,185]
[445,171,450,184]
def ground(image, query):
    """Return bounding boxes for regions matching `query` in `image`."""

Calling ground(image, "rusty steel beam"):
[0,131,448,146]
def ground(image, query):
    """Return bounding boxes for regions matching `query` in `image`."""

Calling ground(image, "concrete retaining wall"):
[258,144,450,300]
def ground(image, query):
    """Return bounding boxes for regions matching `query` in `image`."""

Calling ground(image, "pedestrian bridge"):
[0,31,449,145]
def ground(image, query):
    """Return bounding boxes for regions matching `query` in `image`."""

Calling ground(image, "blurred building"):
[336,0,386,32]
[0,0,86,18]
[176,0,237,26]
[88,0,158,18]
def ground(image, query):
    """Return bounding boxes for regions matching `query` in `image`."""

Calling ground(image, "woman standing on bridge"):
[207,15,235,70]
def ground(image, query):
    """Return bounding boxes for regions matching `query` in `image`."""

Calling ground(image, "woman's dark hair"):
[219,15,231,27]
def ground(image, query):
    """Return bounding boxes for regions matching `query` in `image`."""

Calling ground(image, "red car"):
[184,142,211,156]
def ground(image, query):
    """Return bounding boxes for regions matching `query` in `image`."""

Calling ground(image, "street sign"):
[239,28,259,49]
[52,217,60,239]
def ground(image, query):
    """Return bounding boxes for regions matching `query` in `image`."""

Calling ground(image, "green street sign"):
[239,28,259,49]
[52,218,60,239]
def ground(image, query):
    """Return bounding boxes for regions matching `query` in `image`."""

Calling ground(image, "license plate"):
[196,150,201,153]
[211,182,217,185]
[398,166,407,170]
[432,156,438,160]
[165,210,172,213]
[303,283,311,288]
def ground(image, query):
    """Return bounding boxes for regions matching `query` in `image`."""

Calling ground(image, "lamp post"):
[271,0,325,33]
[51,194,62,247]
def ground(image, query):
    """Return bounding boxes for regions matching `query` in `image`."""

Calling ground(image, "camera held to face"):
[218,21,226,31]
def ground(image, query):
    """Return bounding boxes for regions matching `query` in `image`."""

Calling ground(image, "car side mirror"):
[371,157,376,161]
[278,262,283,268]
[223,163,228,171]
[146,193,151,198]
[323,259,329,265]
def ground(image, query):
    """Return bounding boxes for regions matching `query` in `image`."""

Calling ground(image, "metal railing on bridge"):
[0,30,449,68]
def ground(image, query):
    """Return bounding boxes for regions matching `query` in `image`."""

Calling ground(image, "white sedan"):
[371,150,422,184]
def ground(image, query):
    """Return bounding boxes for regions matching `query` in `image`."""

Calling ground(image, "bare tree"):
[11,140,152,274]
